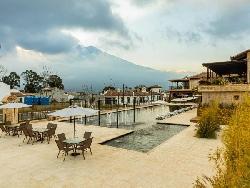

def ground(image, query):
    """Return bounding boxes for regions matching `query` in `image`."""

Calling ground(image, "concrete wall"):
[199,84,250,105]
[189,79,200,90]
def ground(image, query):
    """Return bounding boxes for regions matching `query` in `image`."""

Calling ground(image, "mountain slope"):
[58,46,183,91]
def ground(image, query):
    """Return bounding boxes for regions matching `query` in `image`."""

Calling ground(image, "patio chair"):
[22,127,30,143]
[43,128,56,144]
[15,122,26,137]
[0,123,11,136]
[76,137,93,160]
[83,131,92,140]
[57,133,66,141]
[55,140,74,161]
[26,128,41,145]
[47,123,56,129]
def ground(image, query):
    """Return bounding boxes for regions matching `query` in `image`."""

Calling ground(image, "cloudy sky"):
[0,0,250,73]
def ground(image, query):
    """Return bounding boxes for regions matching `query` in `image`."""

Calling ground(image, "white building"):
[0,82,10,103]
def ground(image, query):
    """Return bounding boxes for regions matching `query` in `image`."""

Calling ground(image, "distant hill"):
[58,46,185,91]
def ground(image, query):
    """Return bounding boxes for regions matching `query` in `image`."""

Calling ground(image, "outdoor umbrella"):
[48,105,99,138]
[0,102,31,109]
[0,102,31,123]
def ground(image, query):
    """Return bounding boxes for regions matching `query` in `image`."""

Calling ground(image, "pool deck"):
[0,109,222,188]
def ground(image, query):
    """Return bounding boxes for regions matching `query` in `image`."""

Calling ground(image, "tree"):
[40,65,53,88]
[21,70,43,93]
[102,85,115,93]
[2,72,20,89]
[47,74,64,89]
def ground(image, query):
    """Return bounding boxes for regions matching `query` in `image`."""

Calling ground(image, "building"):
[168,72,206,101]
[0,82,10,104]
[199,49,250,105]
[40,87,74,102]
[102,85,164,106]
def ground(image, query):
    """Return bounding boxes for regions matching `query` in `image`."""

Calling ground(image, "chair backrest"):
[47,123,57,129]
[57,133,66,141]
[25,120,30,125]
[26,128,34,137]
[48,128,56,137]
[85,137,93,148]
[0,124,6,132]
[27,124,32,129]
[19,122,26,131]
[22,127,30,137]
[83,131,92,139]
[55,140,65,150]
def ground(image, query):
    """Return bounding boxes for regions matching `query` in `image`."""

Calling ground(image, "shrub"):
[194,96,250,187]
[195,101,220,138]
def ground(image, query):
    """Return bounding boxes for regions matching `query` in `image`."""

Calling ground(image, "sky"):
[0,0,250,73]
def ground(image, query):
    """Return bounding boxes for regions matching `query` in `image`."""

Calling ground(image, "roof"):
[169,78,189,82]
[104,91,162,97]
[202,60,247,75]
[188,72,207,79]
[230,49,250,61]
[169,72,206,82]
[148,85,162,88]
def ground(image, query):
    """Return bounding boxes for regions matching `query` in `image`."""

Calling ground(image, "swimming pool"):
[102,124,187,153]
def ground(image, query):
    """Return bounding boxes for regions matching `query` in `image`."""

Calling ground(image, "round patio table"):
[32,127,48,142]
[63,137,85,156]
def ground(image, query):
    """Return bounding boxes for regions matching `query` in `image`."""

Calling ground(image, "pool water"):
[77,105,171,130]
[103,124,186,153]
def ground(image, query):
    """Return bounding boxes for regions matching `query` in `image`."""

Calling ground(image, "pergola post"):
[247,52,250,83]
[207,68,209,81]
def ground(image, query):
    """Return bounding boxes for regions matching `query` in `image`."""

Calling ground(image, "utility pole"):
[117,93,119,128]
[98,99,101,126]
[133,97,136,123]
[122,84,125,107]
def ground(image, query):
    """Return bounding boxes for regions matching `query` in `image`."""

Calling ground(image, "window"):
[234,95,239,100]
[127,97,130,104]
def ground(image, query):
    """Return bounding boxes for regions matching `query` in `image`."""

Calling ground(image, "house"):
[40,87,74,102]
[102,85,164,106]
[147,85,162,93]
[168,72,206,101]
[199,49,250,105]
[0,82,10,103]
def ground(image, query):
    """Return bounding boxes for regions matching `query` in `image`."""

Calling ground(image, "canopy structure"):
[48,106,99,137]
[202,60,247,76]
[0,102,31,109]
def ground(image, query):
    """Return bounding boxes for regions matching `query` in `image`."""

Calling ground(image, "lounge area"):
[0,110,222,187]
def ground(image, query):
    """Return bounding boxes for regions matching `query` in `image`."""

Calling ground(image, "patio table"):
[63,137,85,156]
[5,124,20,136]
[32,127,48,143]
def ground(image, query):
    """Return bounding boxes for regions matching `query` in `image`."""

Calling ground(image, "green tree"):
[47,74,64,89]
[21,70,43,93]
[102,86,115,93]
[2,72,20,89]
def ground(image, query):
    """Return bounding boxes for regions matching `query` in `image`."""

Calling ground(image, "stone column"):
[247,52,250,83]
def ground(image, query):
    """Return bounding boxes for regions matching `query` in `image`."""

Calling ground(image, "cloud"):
[165,28,202,43]
[0,0,129,54]
[132,0,155,6]
[206,3,250,39]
